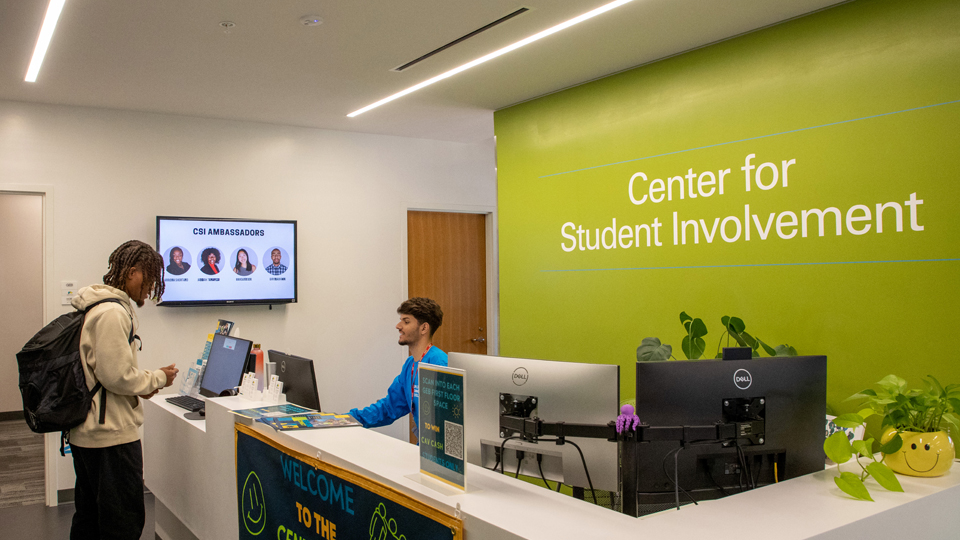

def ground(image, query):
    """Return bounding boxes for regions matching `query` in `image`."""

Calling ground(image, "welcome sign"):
[235,424,462,540]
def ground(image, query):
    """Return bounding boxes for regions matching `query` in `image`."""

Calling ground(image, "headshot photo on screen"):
[166,246,191,275]
[200,247,222,275]
[232,247,257,276]
[264,247,288,276]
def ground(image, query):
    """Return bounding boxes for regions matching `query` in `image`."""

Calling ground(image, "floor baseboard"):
[0,412,23,422]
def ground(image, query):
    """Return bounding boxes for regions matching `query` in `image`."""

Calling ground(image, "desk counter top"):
[144,395,960,540]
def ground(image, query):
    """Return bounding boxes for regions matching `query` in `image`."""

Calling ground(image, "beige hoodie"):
[68,285,167,448]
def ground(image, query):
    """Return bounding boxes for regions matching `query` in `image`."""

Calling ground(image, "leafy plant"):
[680,312,708,359]
[637,312,797,362]
[822,374,960,500]
[823,430,903,501]
[841,374,960,453]
[636,337,674,362]
[716,315,797,359]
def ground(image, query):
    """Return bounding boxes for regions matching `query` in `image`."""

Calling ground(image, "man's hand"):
[160,364,179,388]
[140,389,159,400]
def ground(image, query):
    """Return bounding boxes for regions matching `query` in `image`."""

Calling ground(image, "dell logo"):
[733,369,753,390]
[512,367,529,386]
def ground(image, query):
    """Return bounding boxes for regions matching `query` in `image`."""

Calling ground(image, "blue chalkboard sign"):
[418,364,467,490]
[236,424,462,540]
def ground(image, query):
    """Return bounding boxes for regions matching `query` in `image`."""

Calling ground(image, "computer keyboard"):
[165,395,205,411]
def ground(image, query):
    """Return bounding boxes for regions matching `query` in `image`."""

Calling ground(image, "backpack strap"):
[94,382,106,424]
[80,298,136,426]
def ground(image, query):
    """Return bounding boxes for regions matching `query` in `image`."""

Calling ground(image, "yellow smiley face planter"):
[881,429,955,477]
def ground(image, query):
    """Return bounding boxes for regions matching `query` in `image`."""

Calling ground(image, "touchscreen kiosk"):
[199,334,253,398]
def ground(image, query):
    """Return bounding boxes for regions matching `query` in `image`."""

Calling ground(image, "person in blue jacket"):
[349,297,447,442]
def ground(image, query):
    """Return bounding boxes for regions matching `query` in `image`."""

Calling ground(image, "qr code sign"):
[444,421,464,460]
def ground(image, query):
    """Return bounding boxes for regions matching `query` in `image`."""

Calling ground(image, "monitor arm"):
[497,407,764,518]
[498,414,764,446]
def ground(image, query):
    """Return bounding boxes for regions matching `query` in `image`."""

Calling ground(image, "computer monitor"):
[633,355,826,515]
[448,352,620,493]
[267,350,321,411]
[199,334,253,398]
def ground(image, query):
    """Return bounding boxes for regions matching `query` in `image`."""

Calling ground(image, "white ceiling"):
[0,0,847,143]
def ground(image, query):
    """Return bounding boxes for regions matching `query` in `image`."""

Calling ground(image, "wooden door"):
[407,211,487,443]
[407,211,488,355]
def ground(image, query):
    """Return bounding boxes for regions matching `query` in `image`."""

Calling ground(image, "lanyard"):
[410,344,432,405]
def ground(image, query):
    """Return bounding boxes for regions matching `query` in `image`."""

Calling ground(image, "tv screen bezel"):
[156,215,298,307]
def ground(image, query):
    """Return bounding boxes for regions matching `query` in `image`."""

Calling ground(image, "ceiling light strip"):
[25,0,67,83]
[348,0,633,117]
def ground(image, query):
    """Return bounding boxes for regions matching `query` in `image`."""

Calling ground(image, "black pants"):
[70,440,145,540]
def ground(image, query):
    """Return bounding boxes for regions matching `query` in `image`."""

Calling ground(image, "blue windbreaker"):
[349,346,448,439]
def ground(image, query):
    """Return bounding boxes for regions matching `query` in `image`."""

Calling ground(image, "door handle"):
[471,337,486,343]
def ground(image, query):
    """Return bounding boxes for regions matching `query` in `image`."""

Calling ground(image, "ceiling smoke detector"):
[300,16,323,27]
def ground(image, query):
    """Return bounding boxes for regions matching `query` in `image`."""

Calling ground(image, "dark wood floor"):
[0,420,157,538]
[0,419,45,507]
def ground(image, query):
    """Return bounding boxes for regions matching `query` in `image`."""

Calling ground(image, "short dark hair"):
[103,240,165,301]
[398,297,443,337]
[170,246,183,256]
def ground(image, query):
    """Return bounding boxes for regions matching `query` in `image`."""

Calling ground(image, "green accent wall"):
[495,0,960,429]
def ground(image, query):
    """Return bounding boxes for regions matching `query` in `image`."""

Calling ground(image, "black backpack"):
[16,298,136,454]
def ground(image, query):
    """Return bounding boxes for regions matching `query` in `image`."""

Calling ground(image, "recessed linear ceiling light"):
[347,0,633,118]
[25,0,67,83]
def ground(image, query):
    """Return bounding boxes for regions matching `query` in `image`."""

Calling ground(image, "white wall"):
[0,99,497,442]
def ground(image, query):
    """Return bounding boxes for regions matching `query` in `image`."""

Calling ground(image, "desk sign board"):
[235,424,462,540]
[418,364,467,491]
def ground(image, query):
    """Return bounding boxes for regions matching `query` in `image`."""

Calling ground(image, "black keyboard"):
[165,395,205,411]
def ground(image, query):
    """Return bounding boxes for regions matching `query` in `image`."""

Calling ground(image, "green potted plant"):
[822,426,903,501]
[637,312,797,362]
[842,374,959,478]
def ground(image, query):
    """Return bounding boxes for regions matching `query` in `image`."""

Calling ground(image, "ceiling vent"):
[392,7,530,72]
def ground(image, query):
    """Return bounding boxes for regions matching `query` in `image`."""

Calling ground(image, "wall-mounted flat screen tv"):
[156,216,297,307]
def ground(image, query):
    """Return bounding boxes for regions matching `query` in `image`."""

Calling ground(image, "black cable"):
[498,436,520,474]
[735,443,756,490]
[706,465,730,497]
[743,446,756,490]
[515,450,523,479]
[534,438,593,502]
[661,446,698,508]
[752,453,763,487]
[563,440,597,505]
[734,444,746,491]
[536,456,552,489]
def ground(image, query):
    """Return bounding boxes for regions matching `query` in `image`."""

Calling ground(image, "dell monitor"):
[448,352,620,494]
[199,334,254,398]
[632,355,826,515]
[268,350,321,411]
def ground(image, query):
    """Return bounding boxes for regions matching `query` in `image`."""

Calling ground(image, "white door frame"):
[399,202,499,356]
[0,184,58,506]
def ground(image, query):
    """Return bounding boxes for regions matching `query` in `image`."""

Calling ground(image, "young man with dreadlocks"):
[349,297,447,443]
[69,240,179,540]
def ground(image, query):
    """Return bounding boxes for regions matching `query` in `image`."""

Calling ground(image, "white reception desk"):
[143,396,960,539]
